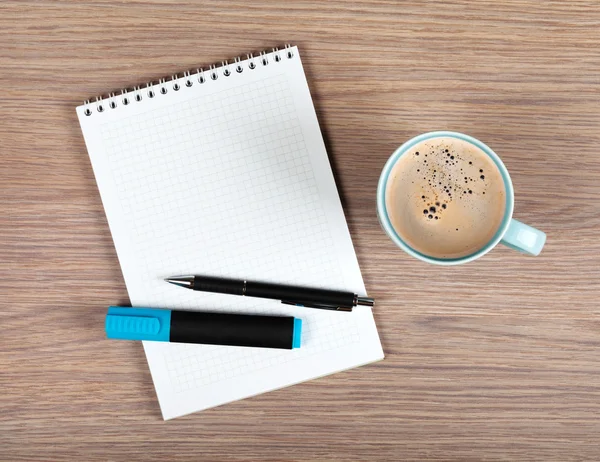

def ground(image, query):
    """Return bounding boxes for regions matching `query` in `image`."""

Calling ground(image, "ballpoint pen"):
[165,275,375,312]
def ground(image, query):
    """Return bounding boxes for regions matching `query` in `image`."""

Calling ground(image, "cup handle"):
[500,218,546,256]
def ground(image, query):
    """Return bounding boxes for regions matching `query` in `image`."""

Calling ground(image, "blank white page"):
[76,47,383,420]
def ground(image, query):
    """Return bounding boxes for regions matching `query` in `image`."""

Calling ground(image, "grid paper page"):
[77,47,383,419]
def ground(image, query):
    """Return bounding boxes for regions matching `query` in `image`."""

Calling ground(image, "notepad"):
[76,46,383,420]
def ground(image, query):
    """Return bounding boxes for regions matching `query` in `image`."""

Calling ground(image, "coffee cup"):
[377,131,546,265]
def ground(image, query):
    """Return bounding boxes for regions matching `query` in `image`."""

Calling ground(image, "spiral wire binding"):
[83,44,294,116]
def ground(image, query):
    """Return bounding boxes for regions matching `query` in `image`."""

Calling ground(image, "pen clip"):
[281,300,353,312]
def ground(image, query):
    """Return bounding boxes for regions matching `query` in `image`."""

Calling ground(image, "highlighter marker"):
[105,306,302,350]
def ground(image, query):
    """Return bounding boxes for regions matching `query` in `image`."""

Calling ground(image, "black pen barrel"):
[193,276,245,295]
[246,281,355,307]
[192,276,356,308]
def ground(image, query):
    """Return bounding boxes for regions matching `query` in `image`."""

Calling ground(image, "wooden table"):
[2,1,600,460]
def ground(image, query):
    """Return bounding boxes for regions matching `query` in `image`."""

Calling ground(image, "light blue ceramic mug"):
[377,131,546,265]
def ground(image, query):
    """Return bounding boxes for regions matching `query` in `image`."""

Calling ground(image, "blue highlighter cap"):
[292,318,302,349]
[105,306,171,342]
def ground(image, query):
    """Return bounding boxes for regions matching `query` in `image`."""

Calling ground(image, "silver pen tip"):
[165,276,194,288]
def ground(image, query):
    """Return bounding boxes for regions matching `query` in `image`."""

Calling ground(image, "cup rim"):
[377,131,515,265]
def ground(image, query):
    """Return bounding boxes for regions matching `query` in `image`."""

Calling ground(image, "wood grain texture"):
[1,0,600,460]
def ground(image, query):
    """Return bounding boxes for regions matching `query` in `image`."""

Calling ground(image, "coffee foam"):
[385,137,506,259]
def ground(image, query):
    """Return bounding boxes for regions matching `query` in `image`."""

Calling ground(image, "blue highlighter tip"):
[292,318,302,349]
